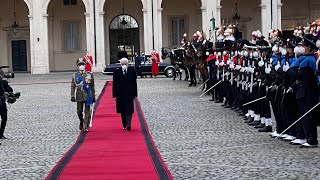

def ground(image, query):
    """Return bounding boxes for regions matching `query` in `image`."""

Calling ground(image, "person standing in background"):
[150,49,160,78]
[83,51,94,72]
[117,47,128,60]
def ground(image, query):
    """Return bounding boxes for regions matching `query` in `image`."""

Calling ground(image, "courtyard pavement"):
[0,73,319,179]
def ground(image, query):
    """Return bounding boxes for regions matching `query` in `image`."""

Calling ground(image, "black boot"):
[245,117,254,123]
[248,120,261,126]
[79,121,83,130]
[258,126,272,132]
[254,123,265,129]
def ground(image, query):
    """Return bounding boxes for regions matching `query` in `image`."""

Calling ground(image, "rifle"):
[230,51,234,86]
[89,103,95,128]
[249,52,254,93]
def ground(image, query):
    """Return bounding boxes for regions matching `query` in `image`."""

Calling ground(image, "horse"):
[185,41,209,90]
[161,47,189,81]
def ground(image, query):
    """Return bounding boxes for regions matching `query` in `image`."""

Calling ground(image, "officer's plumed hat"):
[300,34,317,50]
[76,58,86,65]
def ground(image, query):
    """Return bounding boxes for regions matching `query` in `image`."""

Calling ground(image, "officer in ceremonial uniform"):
[83,52,94,72]
[71,59,96,132]
[295,34,318,147]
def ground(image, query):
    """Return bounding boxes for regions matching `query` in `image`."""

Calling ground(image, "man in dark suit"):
[134,52,143,78]
[0,69,13,140]
[117,47,128,60]
[113,58,138,131]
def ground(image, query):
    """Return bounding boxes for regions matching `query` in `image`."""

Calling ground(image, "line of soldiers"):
[205,24,320,148]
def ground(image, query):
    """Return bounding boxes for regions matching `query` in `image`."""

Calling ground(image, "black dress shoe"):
[249,121,261,126]
[0,136,8,139]
[209,99,215,101]
[221,104,227,107]
[79,122,83,130]
[224,105,231,108]
[231,106,237,110]
[245,117,254,123]
[254,123,265,129]
[127,127,131,131]
[258,126,272,132]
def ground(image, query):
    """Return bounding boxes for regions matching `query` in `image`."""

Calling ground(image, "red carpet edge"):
[45,81,109,180]
[45,81,173,180]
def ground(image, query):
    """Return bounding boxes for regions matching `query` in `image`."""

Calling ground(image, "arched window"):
[110,15,138,30]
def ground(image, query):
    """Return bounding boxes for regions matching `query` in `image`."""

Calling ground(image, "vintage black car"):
[103,60,175,78]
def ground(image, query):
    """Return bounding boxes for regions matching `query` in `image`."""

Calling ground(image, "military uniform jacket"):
[71,71,95,102]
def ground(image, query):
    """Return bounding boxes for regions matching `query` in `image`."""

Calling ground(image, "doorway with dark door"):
[11,40,27,71]
[109,14,140,64]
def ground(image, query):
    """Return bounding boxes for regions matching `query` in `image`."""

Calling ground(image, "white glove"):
[265,67,271,74]
[258,60,264,67]
[240,67,245,72]
[227,60,231,65]
[215,60,219,66]
[275,62,281,71]
[286,87,293,93]
[219,62,225,66]
[229,63,235,69]
[283,62,290,72]
[235,65,241,70]
[249,67,255,74]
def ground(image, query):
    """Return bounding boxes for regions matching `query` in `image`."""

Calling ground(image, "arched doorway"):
[103,0,144,65]
[109,15,139,64]
[0,0,30,72]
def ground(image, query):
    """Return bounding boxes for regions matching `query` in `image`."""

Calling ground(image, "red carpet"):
[46,81,173,180]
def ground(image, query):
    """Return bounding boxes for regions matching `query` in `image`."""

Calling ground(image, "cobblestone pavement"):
[0,73,319,179]
[138,77,320,180]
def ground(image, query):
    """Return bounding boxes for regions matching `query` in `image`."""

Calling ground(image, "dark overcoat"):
[0,80,13,112]
[113,67,137,113]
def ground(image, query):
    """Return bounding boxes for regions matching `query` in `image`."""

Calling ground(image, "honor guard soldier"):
[83,51,94,72]
[294,34,318,147]
[71,58,96,132]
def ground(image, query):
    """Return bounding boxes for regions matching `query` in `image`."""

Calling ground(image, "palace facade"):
[0,0,319,73]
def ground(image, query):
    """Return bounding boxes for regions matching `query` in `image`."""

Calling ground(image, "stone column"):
[276,0,282,29]
[201,6,208,36]
[94,11,106,71]
[142,8,151,54]
[28,14,35,73]
[216,5,222,27]
[260,0,272,38]
[31,11,50,74]
[153,7,163,60]
[271,0,282,30]
[203,0,218,42]
[85,12,91,57]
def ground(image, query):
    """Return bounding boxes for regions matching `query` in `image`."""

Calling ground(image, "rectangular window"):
[171,18,185,46]
[63,21,80,52]
[63,0,77,5]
